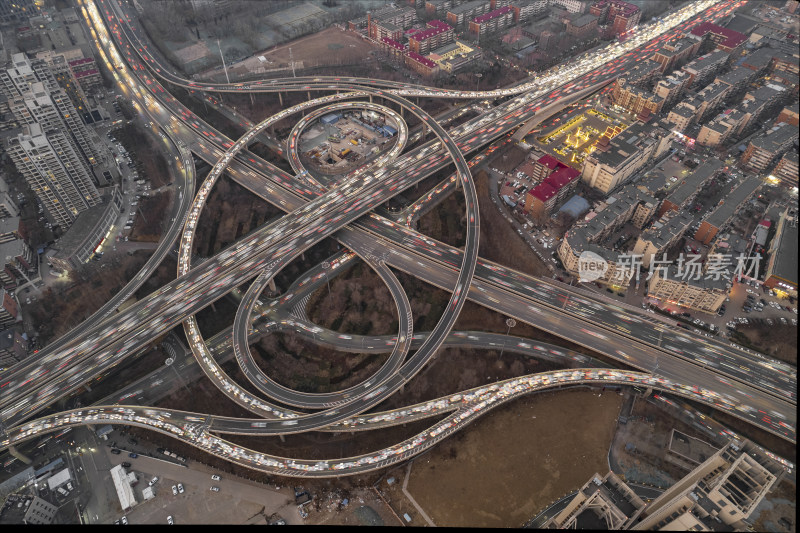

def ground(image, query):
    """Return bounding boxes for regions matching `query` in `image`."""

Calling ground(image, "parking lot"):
[105,449,301,525]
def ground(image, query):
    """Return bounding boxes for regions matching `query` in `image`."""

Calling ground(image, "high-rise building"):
[4,124,100,229]
[1,53,98,167]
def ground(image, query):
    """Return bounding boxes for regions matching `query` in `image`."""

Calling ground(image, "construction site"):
[299,109,400,177]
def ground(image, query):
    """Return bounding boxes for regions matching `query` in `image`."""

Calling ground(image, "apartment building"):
[0,238,36,290]
[510,0,549,23]
[763,209,797,297]
[694,176,761,245]
[550,0,587,12]
[771,150,798,188]
[681,49,728,88]
[380,37,407,59]
[469,6,514,39]
[0,329,27,367]
[650,37,701,73]
[775,103,799,127]
[1,54,98,167]
[408,20,455,55]
[566,14,598,40]
[0,289,18,329]
[405,52,439,77]
[632,211,693,268]
[581,122,672,194]
[589,0,640,37]
[714,66,755,96]
[619,59,662,87]
[697,107,752,148]
[612,79,663,117]
[740,122,798,174]
[366,7,417,39]
[0,177,20,219]
[446,0,491,27]
[658,160,724,217]
[4,124,100,229]
[653,70,691,110]
[524,166,580,219]
[646,266,729,314]
[559,184,657,286]
[688,21,747,54]
[426,0,459,16]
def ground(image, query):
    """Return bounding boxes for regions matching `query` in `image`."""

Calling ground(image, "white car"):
[167,516,174,525]
[149,476,159,486]
[177,483,184,494]
[211,475,220,481]
[171,485,177,495]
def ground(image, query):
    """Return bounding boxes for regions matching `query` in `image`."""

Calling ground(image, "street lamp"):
[321,261,332,309]
[165,357,190,393]
[499,318,516,357]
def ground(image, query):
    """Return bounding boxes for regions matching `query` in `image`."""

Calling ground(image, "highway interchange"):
[0,0,796,478]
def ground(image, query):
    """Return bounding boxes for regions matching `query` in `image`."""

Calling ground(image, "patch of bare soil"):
[403,389,623,527]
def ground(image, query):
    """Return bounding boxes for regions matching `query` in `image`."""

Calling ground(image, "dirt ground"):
[386,389,623,527]
[749,479,797,533]
[474,169,552,278]
[732,324,797,365]
[230,27,376,74]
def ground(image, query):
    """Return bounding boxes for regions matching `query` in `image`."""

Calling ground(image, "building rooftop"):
[750,122,798,153]
[570,14,598,27]
[381,37,407,51]
[538,154,564,170]
[666,160,724,207]
[769,212,798,285]
[715,66,753,87]
[0,239,28,264]
[449,0,488,15]
[406,51,437,68]
[724,13,760,35]
[704,175,761,229]
[50,190,117,259]
[529,182,557,202]
[640,211,693,249]
[472,5,513,24]
[690,21,747,50]
[683,49,728,75]
[410,19,452,41]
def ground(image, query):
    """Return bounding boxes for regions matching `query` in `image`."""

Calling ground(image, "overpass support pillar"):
[250,92,255,106]
[268,279,277,293]
[83,383,92,392]
[8,445,31,465]
[369,94,373,104]
[278,92,283,107]
[279,434,285,443]
[641,387,653,398]
[307,91,312,101]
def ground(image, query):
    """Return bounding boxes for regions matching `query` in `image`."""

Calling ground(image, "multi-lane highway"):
[1,0,794,479]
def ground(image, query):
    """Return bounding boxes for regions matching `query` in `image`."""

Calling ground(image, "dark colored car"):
[128,453,138,458]
[111,449,121,455]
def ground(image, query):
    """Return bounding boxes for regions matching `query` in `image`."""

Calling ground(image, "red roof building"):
[405,51,439,76]
[408,20,454,54]
[689,22,747,53]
